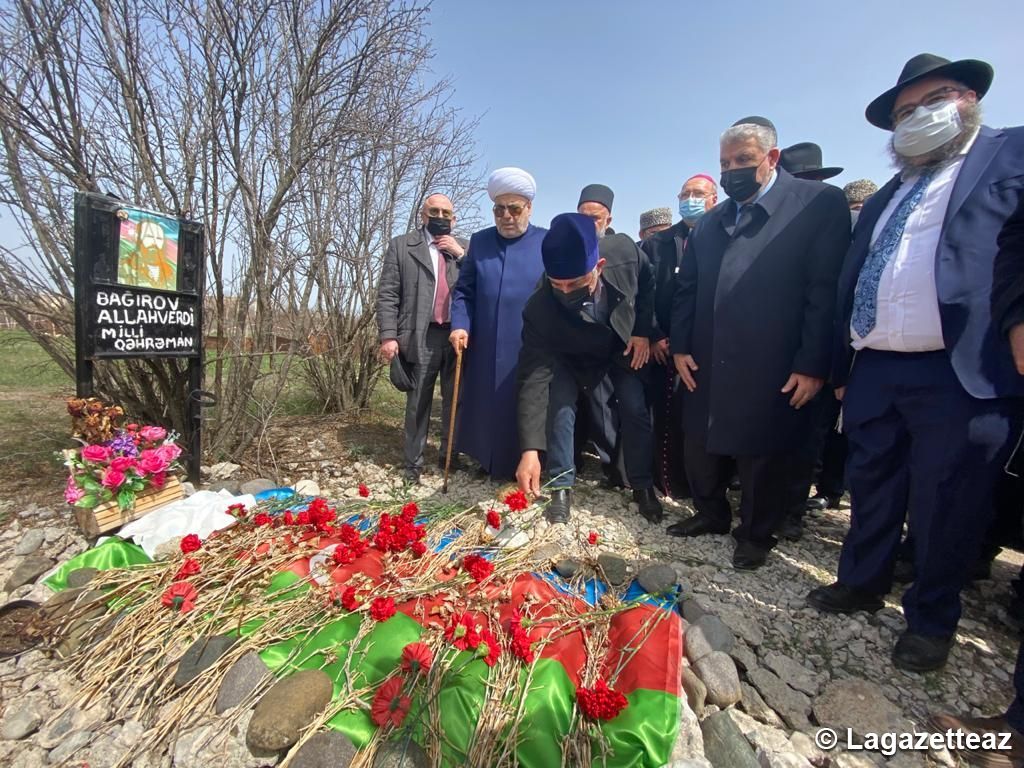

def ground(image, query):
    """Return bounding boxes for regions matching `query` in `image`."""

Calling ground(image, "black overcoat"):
[670,169,850,455]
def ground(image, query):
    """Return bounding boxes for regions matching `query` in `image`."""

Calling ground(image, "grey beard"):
[888,102,983,173]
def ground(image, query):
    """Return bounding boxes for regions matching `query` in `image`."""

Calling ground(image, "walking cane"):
[442,347,464,494]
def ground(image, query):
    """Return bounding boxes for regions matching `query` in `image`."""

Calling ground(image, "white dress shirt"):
[851,131,978,352]
[427,235,441,313]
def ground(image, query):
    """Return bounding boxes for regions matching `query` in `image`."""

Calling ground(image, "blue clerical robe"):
[450,224,547,478]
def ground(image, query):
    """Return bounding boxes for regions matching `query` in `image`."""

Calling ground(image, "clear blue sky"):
[428,0,1024,239]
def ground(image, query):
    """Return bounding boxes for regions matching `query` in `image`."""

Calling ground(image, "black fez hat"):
[732,115,776,132]
[577,183,614,213]
[866,53,993,130]
[779,142,843,180]
[389,354,414,393]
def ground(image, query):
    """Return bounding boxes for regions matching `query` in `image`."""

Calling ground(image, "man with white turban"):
[449,168,547,479]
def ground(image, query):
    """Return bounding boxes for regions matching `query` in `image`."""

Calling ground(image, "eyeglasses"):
[891,86,965,126]
[493,203,526,217]
[426,206,453,219]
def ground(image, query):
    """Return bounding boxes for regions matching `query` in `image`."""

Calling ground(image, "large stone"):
[291,731,359,768]
[174,634,238,687]
[700,710,760,768]
[694,651,742,708]
[693,615,735,655]
[5,556,54,591]
[14,529,45,556]
[554,558,581,579]
[682,666,707,719]
[10,747,47,768]
[730,644,758,673]
[37,709,81,749]
[208,480,242,495]
[295,479,321,497]
[680,598,708,624]
[715,605,765,647]
[669,693,706,762]
[597,553,630,586]
[372,739,430,767]
[762,652,819,697]
[723,708,791,756]
[738,683,784,728]
[207,462,241,481]
[246,669,333,752]
[756,749,814,768]
[747,668,811,731]
[215,651,272,714]
[47,730,94,764]
[240,478,276,496]
[66,568,99,588]
[0,705,43,740]
[812,678,911,740]
[637,562,678,594]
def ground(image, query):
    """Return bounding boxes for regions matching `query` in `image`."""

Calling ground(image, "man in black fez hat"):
[808,53,1024,676]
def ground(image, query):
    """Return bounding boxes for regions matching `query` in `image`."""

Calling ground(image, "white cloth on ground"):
[113,490,255,558]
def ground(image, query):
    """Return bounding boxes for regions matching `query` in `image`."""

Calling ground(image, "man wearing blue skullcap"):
[515,213,660,523]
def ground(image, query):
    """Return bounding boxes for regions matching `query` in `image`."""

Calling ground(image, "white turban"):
[487,167,536,202]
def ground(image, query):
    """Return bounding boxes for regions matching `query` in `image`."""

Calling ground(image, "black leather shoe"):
[733,541,769,571]
[666,513,730,538]
[778,514,804,542]
[545,489,572,524]
[806,582,883,614]
[805,491,842,511]
[892,631,953,672]
[403,468,421,485]
[632,488,663,524]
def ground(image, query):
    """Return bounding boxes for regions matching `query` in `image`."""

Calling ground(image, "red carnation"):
[486,509,501,529]
[401,502,419,520]
[252,512,272,526]
[358,484,370,498]
[296,509,311,526]
[283,511,295,526]
[226,502,247,518]
[577,679,629,721]
[338,586,361,611]
[503,489,528,512]
[445,612,481,651]
[410,540,427,558]
[174,558,201,580]
[180,534,202,554]
[587,531,599,546]
[478,628,501,667]
[401,642,433,676]
[369,596,397,622]
[161,581,198,614]
[370,677,411,728]
[463,553,494,583]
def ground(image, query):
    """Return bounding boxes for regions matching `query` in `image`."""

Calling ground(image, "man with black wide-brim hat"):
[807,53,1024,676]
[779,142,843,182]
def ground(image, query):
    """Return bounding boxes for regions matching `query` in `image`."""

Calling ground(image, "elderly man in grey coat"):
[377,193,469,483]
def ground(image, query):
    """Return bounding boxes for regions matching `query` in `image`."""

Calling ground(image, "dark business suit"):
[376,227,467,472]
[517,238,656,489]
[671,169,851,545]
[833,125,1024,638]
[642,220,691,497]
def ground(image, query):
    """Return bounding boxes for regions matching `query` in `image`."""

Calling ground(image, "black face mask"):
[426,217,452,237]
[553,285,593,315]
[720,163,763,202]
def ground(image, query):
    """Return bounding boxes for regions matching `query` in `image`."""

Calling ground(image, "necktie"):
[432,245,450,324]
[851,170,935,338]
[735,204,755,235]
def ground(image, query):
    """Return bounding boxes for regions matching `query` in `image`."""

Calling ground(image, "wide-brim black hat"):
[389,354,415,393]
[779,142,843,180]
[866,53,993,130]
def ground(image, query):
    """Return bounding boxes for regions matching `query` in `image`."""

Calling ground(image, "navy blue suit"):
[834,125,1024,638]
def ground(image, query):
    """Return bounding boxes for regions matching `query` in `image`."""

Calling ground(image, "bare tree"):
[0,0,481,459]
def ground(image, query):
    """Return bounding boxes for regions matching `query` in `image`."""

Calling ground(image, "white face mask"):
[892,100,963,158]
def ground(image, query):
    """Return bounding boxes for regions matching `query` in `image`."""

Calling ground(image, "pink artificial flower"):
[110,456,137,473]
[137,449,169,475]
[139,425,167,442]
[64,476,85,504]
[81,445,112,464]
[101,468,126,489]
[155,443,182,463]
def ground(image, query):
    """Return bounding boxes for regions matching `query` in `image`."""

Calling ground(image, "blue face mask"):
[679,197,707,224]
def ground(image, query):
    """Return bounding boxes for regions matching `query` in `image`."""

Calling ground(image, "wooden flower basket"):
[73,477,185,537]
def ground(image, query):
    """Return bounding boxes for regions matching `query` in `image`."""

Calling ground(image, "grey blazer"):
[376,228,467,364]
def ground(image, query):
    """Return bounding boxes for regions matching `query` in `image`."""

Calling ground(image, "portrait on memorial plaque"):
[117,207,180,291]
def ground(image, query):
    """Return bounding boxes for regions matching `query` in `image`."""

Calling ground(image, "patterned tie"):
[851,170,935,338]
[432,245,450,324]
